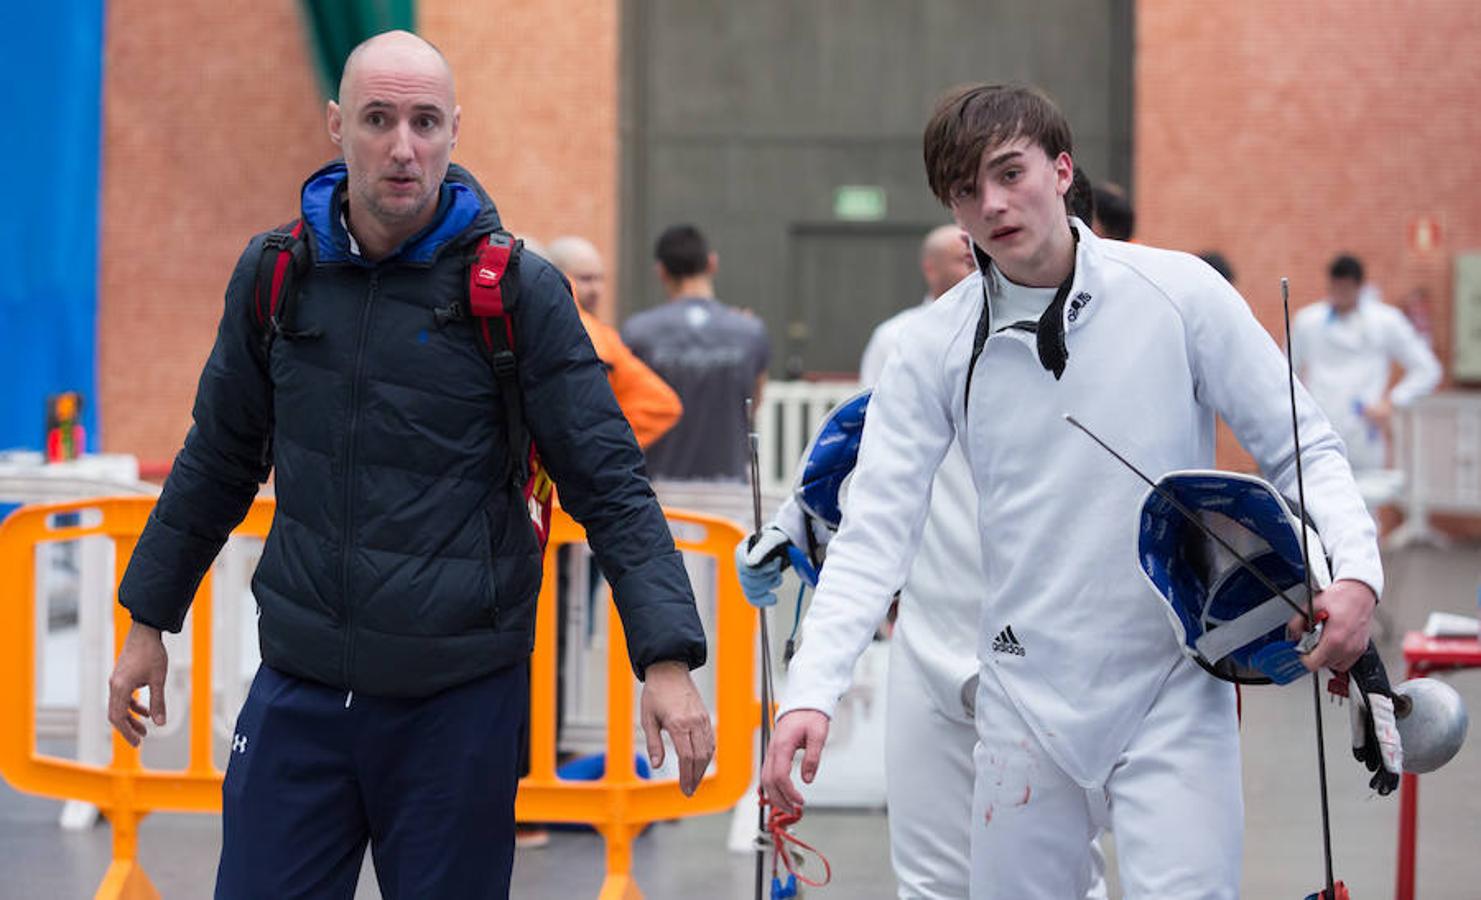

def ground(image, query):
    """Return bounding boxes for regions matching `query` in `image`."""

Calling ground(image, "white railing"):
[1392,391,1481,545]
[754,379,863,496]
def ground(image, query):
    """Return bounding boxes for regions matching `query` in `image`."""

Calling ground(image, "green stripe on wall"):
[299,0,416,99]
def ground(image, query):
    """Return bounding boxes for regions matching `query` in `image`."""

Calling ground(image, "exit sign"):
[834,185,887,221]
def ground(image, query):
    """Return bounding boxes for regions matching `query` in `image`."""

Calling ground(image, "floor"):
[3,541,1478,899]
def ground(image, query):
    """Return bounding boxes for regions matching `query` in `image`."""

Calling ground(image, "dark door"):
[620,0,1134,375]
[787,224,936,377]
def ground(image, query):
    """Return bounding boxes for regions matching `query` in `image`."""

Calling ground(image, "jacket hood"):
[298,160,502,265]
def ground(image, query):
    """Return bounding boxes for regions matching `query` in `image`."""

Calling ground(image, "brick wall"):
[422,0,620,324]
[1136,0,1481,469]
[99,1,620,463]
[99,0,336,462]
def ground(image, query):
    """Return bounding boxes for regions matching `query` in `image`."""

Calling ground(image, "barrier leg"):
[95,860,159,900]
[596,822,644,900]
[95,808,159,900]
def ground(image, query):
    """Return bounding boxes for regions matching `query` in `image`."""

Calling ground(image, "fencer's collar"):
[969,224,1084,380]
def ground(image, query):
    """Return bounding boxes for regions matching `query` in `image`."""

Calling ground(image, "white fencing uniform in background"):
[778,221,1383,899]
[1292,289,1441,472]
[861,301,984,899]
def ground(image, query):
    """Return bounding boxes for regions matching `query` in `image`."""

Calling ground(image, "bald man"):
[858,225,972,380]
[546,235,604,314]
[107,30,712,898]
[546,235,682,448]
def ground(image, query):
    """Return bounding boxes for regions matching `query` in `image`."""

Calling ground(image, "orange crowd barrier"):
[0,496,758,900]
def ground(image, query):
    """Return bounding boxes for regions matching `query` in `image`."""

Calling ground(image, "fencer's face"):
[947,137,1073,285]
[1329,277,1362,313]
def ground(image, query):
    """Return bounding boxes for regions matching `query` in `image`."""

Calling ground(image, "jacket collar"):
[298,160,493,266]
[970,218,1100,380]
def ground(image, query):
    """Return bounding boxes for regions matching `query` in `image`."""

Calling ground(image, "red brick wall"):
[99,1,620,463]
[422,0,620,324]
[98,0,333,462]
[1136,1,1481,469]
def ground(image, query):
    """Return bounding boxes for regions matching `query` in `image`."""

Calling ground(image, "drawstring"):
[345,691,354,709]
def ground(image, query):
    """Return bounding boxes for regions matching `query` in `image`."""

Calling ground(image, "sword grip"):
[1346,641,1402,710]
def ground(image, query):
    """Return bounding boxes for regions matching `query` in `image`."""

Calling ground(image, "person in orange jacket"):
[546,235,682,448]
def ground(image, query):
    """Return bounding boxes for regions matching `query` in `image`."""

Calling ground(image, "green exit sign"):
[834,185,887,221]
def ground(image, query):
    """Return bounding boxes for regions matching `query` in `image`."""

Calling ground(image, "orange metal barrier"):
[0,496,758,900]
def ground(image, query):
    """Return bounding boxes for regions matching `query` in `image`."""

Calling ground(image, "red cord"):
[760,792,833,888]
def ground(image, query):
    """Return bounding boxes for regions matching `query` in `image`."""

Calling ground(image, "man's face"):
[564,248,605,313]
[328,54,459,231]
[947,137,1072,282]
[921,231,975,299]
[1330,276,1362,313]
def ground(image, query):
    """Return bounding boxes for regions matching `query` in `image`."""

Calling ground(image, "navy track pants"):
[216,663,528,899]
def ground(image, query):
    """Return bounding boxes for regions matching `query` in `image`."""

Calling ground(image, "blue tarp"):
[0,5,104,452]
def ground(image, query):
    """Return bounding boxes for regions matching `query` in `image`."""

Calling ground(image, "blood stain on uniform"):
[984,805,994,825]
[1015,785,1032,807]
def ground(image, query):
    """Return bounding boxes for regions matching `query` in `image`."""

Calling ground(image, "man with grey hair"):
[106,30,712,898]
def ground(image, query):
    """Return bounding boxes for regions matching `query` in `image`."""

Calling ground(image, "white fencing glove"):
[735,524,793,608]
[1348,686,1403,795]
[1341,646,1403,795]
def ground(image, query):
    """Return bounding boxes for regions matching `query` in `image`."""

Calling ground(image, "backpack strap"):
[468,231,525,477]
[467,232,555,546]
[252,219,310,342]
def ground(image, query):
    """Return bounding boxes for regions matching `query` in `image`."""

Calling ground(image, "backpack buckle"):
[491,349,517,380]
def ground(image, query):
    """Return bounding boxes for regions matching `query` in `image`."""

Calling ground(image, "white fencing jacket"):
[1291,291,1441,471]
[862,302,983,723]
[773,299,984,723]
[778,221,1383,787]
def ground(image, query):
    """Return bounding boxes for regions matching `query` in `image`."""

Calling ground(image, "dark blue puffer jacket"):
[119,161,706,697]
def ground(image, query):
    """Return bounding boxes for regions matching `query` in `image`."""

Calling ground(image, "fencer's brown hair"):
[923,83,1074,206]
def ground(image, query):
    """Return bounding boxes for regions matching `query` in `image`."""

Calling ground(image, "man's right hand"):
[761,709,830,814]
[107,622,169,746]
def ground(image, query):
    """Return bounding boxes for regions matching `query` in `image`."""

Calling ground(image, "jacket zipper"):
[340,270,379,688]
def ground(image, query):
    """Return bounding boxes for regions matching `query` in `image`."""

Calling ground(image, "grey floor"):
[4,541,1479,899]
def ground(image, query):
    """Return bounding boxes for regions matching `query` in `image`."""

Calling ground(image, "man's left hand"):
[1288,578,1378,672]
[640,660,715,796]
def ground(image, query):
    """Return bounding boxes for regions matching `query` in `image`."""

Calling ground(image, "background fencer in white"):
[762,85,1383,899]
[860,226,990,899]
[1292,253,1440,473]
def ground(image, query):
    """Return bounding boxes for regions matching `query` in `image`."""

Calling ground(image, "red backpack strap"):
[467,232,553,547]
[468,231,518,351]
[252,219,308,334]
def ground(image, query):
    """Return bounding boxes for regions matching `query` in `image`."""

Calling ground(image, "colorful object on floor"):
[555,752,652,782]
[45,392,85,462]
